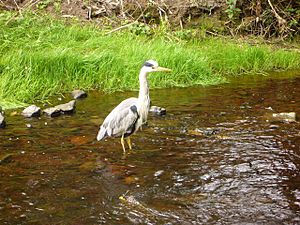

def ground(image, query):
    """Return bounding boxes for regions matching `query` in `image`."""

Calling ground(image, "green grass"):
[0,11,300,109]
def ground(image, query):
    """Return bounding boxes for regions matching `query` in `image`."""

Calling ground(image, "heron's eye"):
[152,66,155,69]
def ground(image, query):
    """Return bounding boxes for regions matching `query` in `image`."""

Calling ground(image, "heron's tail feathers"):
[97,126,107,141]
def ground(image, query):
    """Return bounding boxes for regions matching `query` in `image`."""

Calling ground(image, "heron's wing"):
[97,98,139,140]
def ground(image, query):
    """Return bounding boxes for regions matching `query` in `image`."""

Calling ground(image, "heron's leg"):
[121,135,126,153]
[126,137,132,150]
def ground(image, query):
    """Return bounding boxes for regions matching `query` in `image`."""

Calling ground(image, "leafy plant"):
[54,1,61,13]
[36,0,54,9]
[36,0,61,12]
[174,29,194,40]
[129,22,151,36]
[225,0,241,20]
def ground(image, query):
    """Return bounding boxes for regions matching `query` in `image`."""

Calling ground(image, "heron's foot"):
[121,135,126,153]
[125,137,132,150]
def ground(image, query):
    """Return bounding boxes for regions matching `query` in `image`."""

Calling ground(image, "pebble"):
[22,105,41,118]
[269,124,279,129]
[55,100,76,114]
[150,106,166,116]
[71,90,87,99]
[43,107,61,117]
[180,127,188,134]
[154,170,164,177]
[176,137,185,142]
[0,112,6,128]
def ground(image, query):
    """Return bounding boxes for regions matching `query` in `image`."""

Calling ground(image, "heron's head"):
[142,60,171,74]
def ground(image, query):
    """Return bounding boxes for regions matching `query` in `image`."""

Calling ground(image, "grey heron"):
[96,60,171,152]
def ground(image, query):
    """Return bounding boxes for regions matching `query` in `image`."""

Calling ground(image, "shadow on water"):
[0,70,300,224]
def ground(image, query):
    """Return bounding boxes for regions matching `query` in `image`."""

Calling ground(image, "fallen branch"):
[267,0,287,30]
[105,7,148,35]
[105,21,137,35]
[13,0,22,15]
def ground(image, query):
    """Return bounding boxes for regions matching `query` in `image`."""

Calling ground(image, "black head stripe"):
[143,61,154,67]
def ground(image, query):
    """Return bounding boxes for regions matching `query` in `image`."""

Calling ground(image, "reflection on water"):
[0,71,300,224]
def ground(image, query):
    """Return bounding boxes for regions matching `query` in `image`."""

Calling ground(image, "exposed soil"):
[1,0,299,38]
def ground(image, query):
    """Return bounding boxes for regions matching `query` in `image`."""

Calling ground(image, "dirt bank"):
[1,0,299,38]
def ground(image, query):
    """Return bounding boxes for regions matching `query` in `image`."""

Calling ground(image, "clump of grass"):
[0,11,299,109]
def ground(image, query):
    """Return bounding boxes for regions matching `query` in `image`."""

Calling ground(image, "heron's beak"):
[155,66,172,72]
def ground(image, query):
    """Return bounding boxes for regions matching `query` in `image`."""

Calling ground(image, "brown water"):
[1,71,300,224]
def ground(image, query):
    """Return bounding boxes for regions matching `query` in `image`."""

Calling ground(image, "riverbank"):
[0,11,300,109]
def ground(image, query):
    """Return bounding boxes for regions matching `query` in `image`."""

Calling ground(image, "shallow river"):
[0,71,300,224]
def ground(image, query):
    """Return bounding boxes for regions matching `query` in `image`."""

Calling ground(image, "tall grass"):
[0,12,299,109]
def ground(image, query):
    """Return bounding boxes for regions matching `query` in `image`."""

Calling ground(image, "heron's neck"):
[138,68,149,103]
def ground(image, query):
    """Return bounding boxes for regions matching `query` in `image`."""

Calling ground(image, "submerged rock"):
[272,112,296,122]
[10,111,19,116]
[79,161,106,173]
[55,100,76,114]
[269,124,279,129]
[149,106,166,116]
[154,170,164,177]
[192,127,219,136]
[70,135,89,145]
[124,176,139,185]
[264,112,297,123]
[180,127,188,134]
[0,112,6,128]
[43,107,61,117]
[22,105,41,118]
[0,153,14,164]
[119,195,142,206]
[71,90,87,99]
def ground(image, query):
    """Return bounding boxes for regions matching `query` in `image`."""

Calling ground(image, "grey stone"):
[43,100,76,117]
[195,127,219,136]
[0,112,6,128]
[180,127,188,134]
[269,124,279,129]
[149,106,166,116]
[154,170,164,177]
[43,107,61,117]
[55,100,76,114]
[71,90,87,99]
[22,105,41,118]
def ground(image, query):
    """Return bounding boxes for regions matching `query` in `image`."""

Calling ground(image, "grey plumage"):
[96,60,171,152]
[97,98,139,140]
